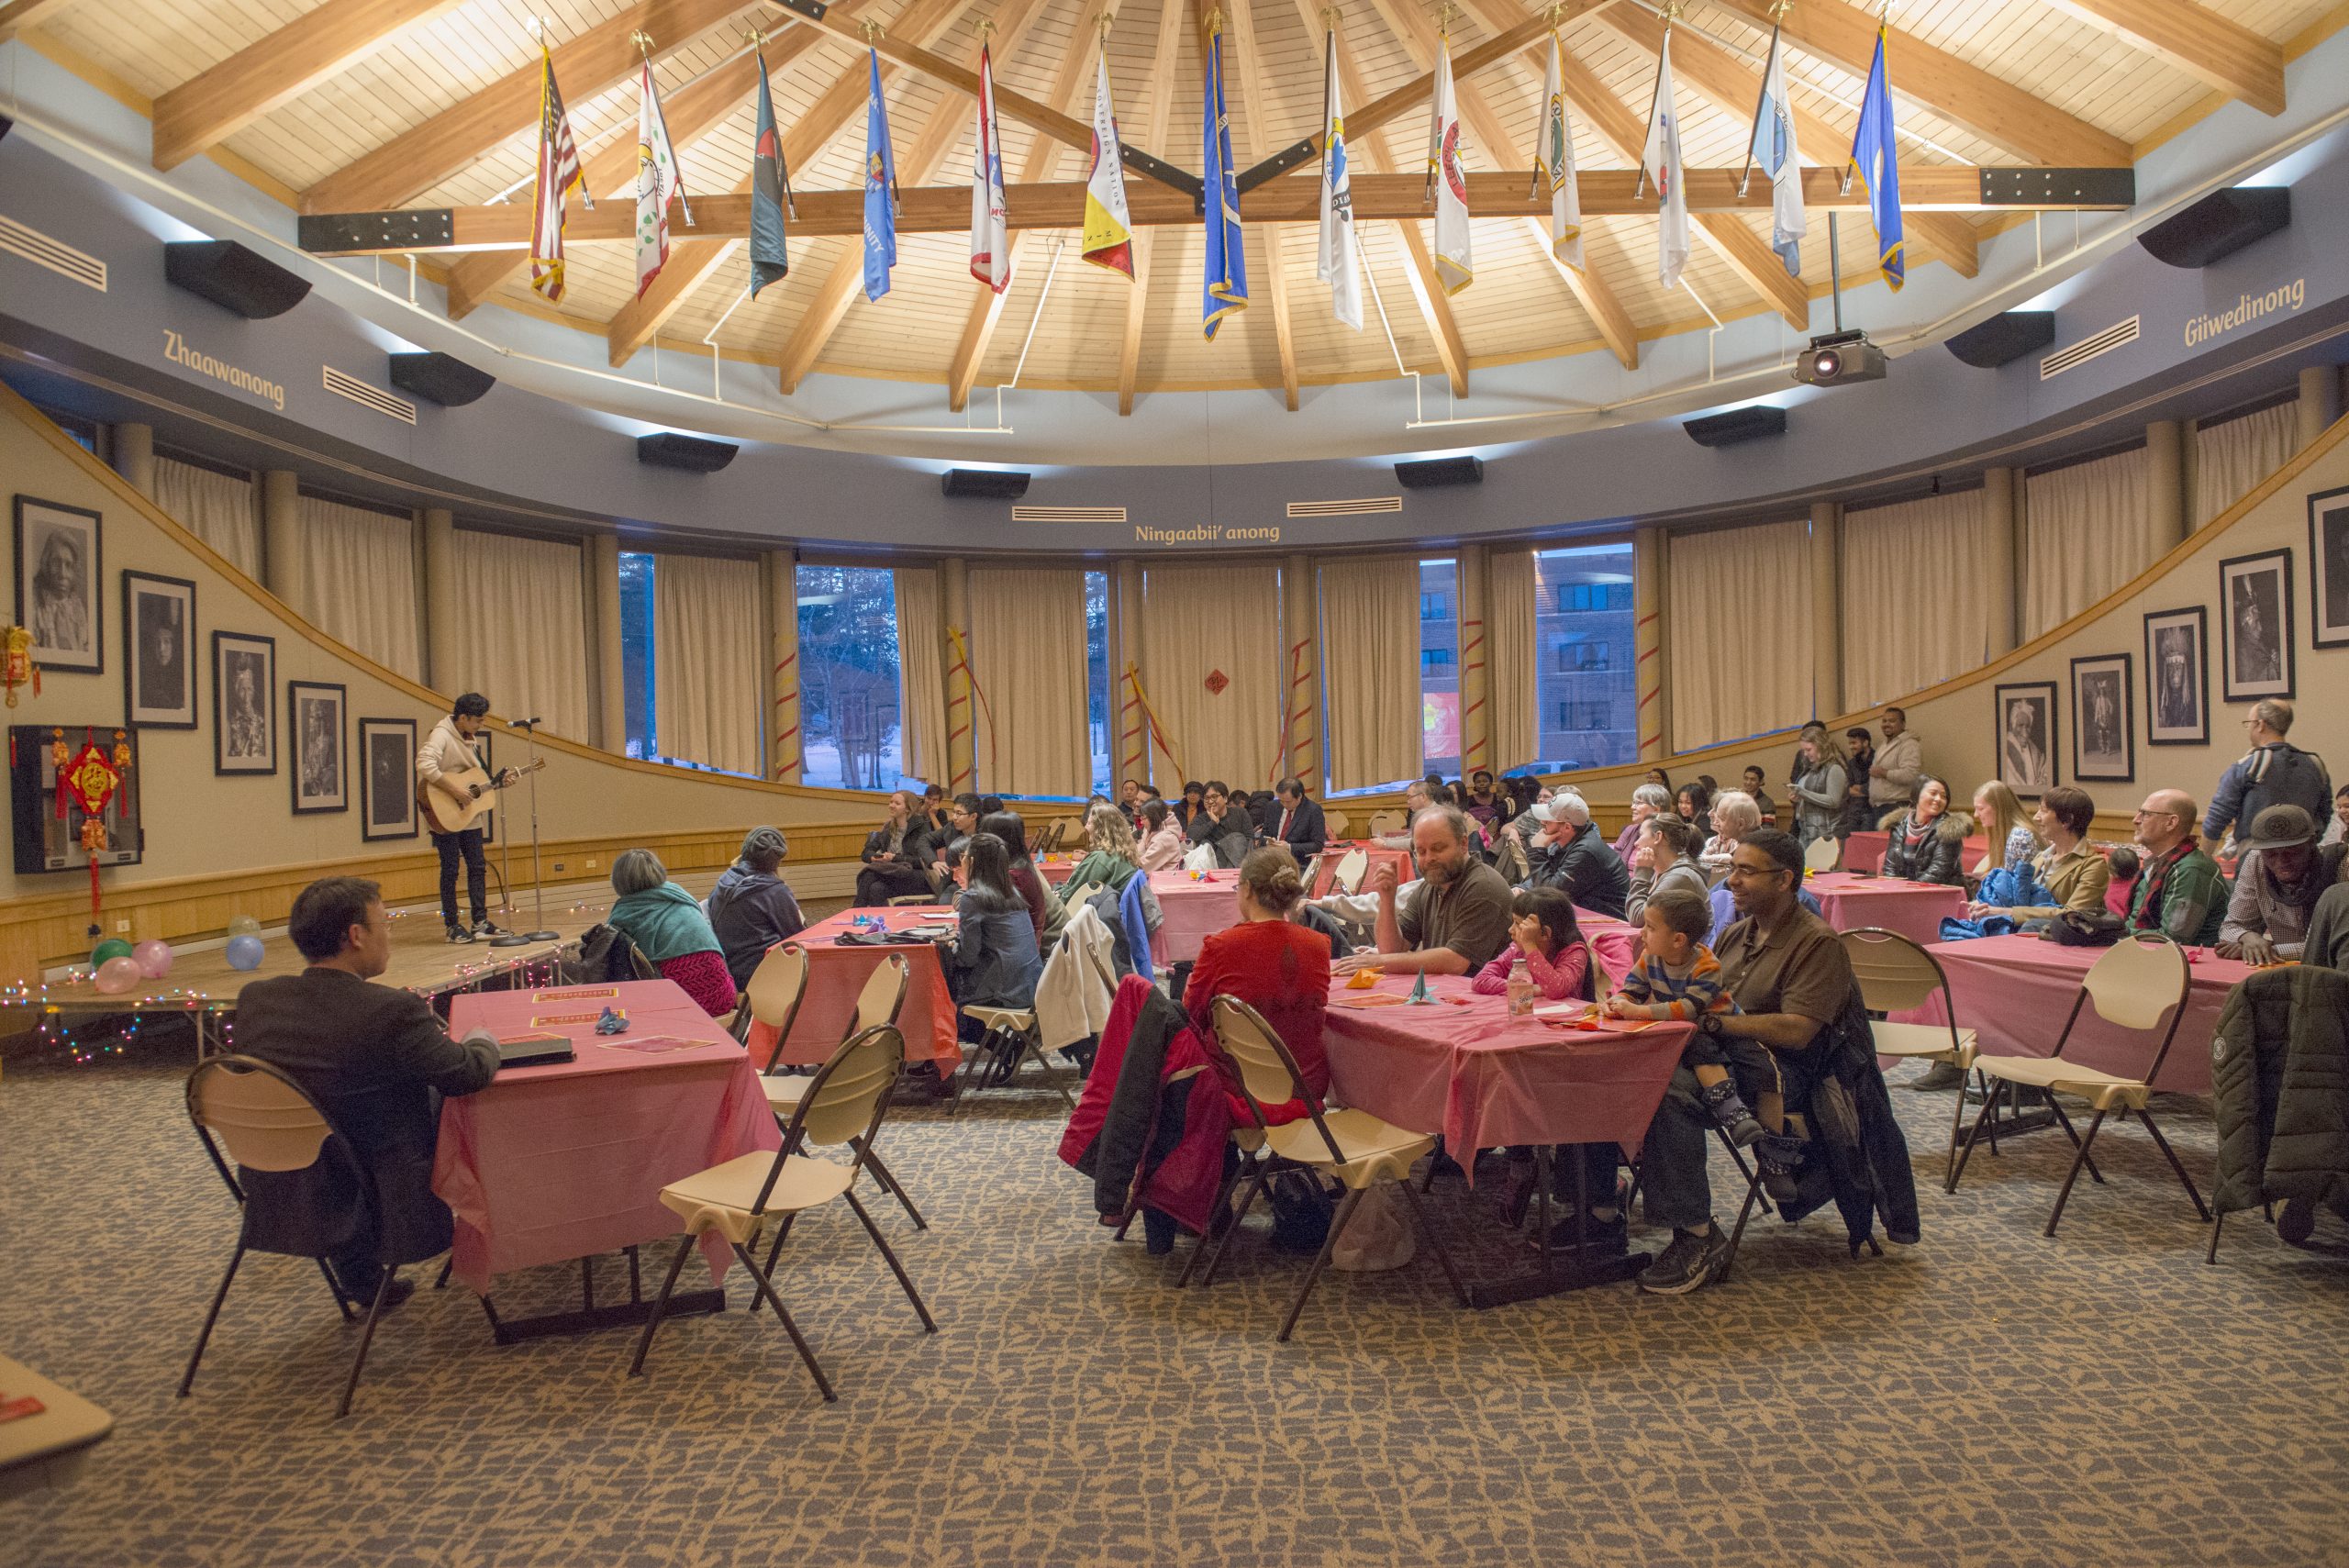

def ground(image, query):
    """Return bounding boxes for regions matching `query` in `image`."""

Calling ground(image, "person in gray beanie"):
[707,825,807,987]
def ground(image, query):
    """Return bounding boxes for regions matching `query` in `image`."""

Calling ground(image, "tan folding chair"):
[1330,846,1370,895]
[1582,939,1617,1004]
[629,1024,933,1399]
[1323,810,1351,840]
[737,942,809,1052]
[1840,928,1980,1187]
[180,1056,397,1419]
[1947,932,2209,1236]
[958,1002,1073,1109]
[1199,996,1467,1340]
[765,953,924,1229]
[1368,810,1406,838]
[1803,836,1841,873]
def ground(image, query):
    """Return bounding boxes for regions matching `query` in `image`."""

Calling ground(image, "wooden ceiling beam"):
[1119,0,1188,416]
[2037,0,2284,114]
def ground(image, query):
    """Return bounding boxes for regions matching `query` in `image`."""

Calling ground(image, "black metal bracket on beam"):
[296,210,454,252]
[764,0,827,23]
[1236,139,1319,195]
[1978,168,2135,207]
[1122,146,1202,202]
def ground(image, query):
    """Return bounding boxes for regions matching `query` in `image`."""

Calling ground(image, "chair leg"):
[626,1235,696,1378]
[1947,1086,2001,1194]
[730,1240,836,1404]
[178,1243,246,1397]
[1978,1070,2000,1159]
[1718,1167,1766,1285]
[1395,1179,1469,1307]
[759,1212,802,1279]
[1176,1161,1245,1287]
[856,1143,928,1231]
[1419,1139,1444,1194]
[318,1259,357,1320]
[841,1189,937,1332]
[2044,1107,2109,1238]
[335,1267,396,1419]
[1197,1161,1272,1289]
[432,1255,453,1292]
[2205,1207,2225,1265]
[1716,1129,1770,1216]
[2043,1095,2106,1186]
[1945,1066,1971,1189]
[2133,1106,2211,1222]
[1277,1185,1365,1344]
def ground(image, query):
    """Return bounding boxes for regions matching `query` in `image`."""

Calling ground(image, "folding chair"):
[1715,1112,1883,1282]
[1367,810,1406,838]
[1330,846,1370,895]
[1839,928,1980,1187]
[736,942,809,1051]
[629,1025,933,1399]
[1803,836,1841,873]
[1323,811,1351,840]
[766,954,923,1229]
[1948,932,2209,1237]
[958,1004,1074,1109]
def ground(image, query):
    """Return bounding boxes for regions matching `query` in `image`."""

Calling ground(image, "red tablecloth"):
[1896,933,2250,1093]
[1575,909,1642,984]
[747,906,960,1073]
[436,980,779,1295]
[1152,870,1241,966]
[1805,871,1967,944]
[1310,843,1412,897]
[1842,829,1989,876]
[1324,973,1690,1175]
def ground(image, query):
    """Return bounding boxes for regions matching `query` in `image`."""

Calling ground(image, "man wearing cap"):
[1523,792,1631,919]
[2217,806,2345,965]
[707,826,807,988]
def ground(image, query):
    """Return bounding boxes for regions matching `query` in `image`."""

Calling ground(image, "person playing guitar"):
[416,693,513,944]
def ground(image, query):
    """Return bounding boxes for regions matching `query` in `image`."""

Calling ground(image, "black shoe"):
[1756,1131,1804,1206]
[1535,1209,1628,1254]
[445,925,474,944]
[2277,1195,2317,1247]
[1908,1062,1966,1092]
[375,1275,417,1314]
[1637,1226,1729,1295]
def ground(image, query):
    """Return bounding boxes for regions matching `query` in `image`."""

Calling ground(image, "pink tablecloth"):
[1805,872,1967,945]
[1575,909,1642,985]
[1310,843,1412,897]
[436,980,779,1295]
[1842,829,1989,876]
[1324,973,1691,1173]
[747,906,960,1073]
[1896,933,2251,1093]
[1152,870,1241,966]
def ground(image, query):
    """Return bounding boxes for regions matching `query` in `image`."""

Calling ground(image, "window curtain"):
[894,567,948,788]
[2195,402,2298,528]
[1318,555,1420,792]
[1842,490,1995,707]
[1666,519,1815,751]
[152,457,261,579]
[300,495,421,680]
[2022,445,2152,641]
[1487,548,1537,772]
[968,567,1091,796]
[653,551,762,775]
[447,528,592,742]
[1140,563,1284,790]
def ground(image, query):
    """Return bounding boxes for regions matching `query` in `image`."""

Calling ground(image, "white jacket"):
[415,716,486,788]
[1034,902,1119,1051]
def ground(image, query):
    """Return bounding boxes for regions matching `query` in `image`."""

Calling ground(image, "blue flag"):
[749,51,791,299]
[862,49,897,302]
[1849,24,1903,292]
[1200,12,1248,339]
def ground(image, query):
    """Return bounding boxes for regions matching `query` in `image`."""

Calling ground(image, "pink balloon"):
[95,956,144,995]
[132,939,173,979]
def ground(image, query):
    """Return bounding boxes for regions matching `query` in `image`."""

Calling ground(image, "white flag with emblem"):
[1751,25,1806,275]
[1535,31,1582,271]
[1426,33,1472,294]
[1316,28,1362,329]
[633,61,691,297]
[1640,33,1688,291]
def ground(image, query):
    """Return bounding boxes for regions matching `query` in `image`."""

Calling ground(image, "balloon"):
[227,915,262,938]
[225,935,265,972]
[95,956,143,995]
[132,940,173,979]
[91,938,135,968]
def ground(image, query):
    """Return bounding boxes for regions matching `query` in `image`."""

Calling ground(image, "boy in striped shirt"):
[1603,886,1764,1148]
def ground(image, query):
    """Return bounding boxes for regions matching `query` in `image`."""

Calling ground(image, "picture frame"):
[2310,484,2349,650]
[2069,652,2133,783]
[122,571,197,729]
[288,680,348,814]
[359,717,418,840]
[1993,681,2057,798]
[2219,549,2294,702]
[212,630,276,774]
[2143,606,2209,746]
[14,496,103,673]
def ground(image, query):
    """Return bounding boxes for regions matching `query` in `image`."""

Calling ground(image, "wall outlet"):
[551,862,565,873]
[115,918,130,933]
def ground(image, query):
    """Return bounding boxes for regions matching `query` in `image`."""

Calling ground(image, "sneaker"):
[1908,1062,1966,1092]
[473,919,505,938]
[1535,1209,1628,1254]
[1699,1079,1766,1149]
[1637,1226,1729,1295]
[445,925,475,944]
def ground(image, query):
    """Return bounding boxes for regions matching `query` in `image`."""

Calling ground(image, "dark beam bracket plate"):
[298,210,455,252]
[1979,168,2135,207]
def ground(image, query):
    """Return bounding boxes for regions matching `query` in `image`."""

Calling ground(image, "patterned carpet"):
[4,1026,2346,1568]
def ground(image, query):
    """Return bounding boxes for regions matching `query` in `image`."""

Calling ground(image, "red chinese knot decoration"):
[56,728,128,919]
[1202,669,1230,696]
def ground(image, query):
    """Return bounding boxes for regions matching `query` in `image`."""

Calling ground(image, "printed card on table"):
[531,986,618,1004]
[533,1008,622,1028]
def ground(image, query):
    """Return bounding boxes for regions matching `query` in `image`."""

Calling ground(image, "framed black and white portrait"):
[14,496,102,673]
[2069,653,2132,783]
[2219,549,2293,701]
[122,571,196,728]
[212,630,276,774]
[2143,606,2209,746]
[359,717,417,840]
[289,681,347,814]
[1994,682,2057,798]
[2310,484,2349,650]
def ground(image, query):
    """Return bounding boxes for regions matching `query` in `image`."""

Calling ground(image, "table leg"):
[474,1252,724,1346]
[1464,1142,1650,1310]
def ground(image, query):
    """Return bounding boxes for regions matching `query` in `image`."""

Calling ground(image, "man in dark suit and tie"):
[1273,777,1328,862]
[234,876,500,1308]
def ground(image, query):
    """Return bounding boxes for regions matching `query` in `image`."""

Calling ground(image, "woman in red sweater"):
[1185,845,1331,1126]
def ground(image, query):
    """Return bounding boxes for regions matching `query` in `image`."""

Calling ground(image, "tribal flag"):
[1427,30,1471,293]
[1533,29,1582,271]
[1850,22,1904,290]
[633,61,692,297]
[1750,23,1806,276]
[529,43,592,303]
[1080,50,1135,277]
[969,44,1010,293]
[1200,7,1248,337]
[1315,27,1361,331]
[862,49,898,302]
[1640,31,1689,291]
[748,49,793,298]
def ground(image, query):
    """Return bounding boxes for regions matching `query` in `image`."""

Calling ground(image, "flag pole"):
[1735,6,1787,199]
[1527,4,1562,202]
[748,24,798,217]
[1841,0,1885,197]
[1423,0,1455,206]
[1319,8,1339,193]
[1632,0,1677,200]
[862,18,899,216]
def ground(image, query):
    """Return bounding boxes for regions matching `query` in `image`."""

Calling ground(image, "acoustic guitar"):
[417,756,546,835]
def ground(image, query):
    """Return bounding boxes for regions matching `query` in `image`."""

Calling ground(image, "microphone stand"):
[491,718,561,946]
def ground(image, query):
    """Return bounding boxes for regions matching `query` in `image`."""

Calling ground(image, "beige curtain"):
[894,567,948,787]
[2195,402,2298,528]
[152,457,260,579]
[447,528,592,742]
[1317,555,1420,792]
[968,567,1091,796]
[1141,563,1284,789]
[1666,519,1814,751]
[653,551,762,774]
[1842,490,1995,708]
[1487,548,1537,772]
[300,495,421,680]
[2023,445,2153,640]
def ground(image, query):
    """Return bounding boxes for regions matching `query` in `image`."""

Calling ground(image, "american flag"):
[529,43,592,302]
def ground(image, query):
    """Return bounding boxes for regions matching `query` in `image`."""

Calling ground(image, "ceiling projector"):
[1793,330,1887,388]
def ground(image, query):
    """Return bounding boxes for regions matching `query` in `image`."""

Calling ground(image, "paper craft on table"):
[599,1034,697,1054]
[1345,968,1386,989]
[1330,993,1408,1009]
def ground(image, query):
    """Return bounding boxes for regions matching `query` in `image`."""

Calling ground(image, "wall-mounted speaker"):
[388,351,495,407]
[2138,187,2290,270]
[636,431,739,473]
[1683,406,1787,448]
[1945,311,2056,369]
[941,468,1031,501]
[163,239,312,319]
[1395,455,1484,489]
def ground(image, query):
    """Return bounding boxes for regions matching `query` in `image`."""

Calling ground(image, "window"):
[796,564,903,790]
[617,551,658,762]
[1085,570,1111,795]
[1532,543,1638,773]
[1420,589,1452,618]
[1419,558,1460,777]
[1420,647,1455,672]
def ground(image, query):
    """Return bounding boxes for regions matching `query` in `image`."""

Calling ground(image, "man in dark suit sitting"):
[235,876,499,1309]
[1272,777,1328,862]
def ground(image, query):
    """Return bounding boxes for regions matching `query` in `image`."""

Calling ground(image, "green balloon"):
[227,915,262,938]
[91,938,135,968]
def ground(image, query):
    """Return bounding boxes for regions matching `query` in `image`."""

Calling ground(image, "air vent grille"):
[0,214,107,292]
[1010,505,1127,523]
[323,365,416,425]
[1287,496,1404,517]
[2039,315,2140,380]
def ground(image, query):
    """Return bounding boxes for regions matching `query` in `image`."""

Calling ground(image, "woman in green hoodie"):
[606,848,736,1016]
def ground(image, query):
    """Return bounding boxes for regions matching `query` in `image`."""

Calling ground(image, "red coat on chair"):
[1059,975,1234,1236]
